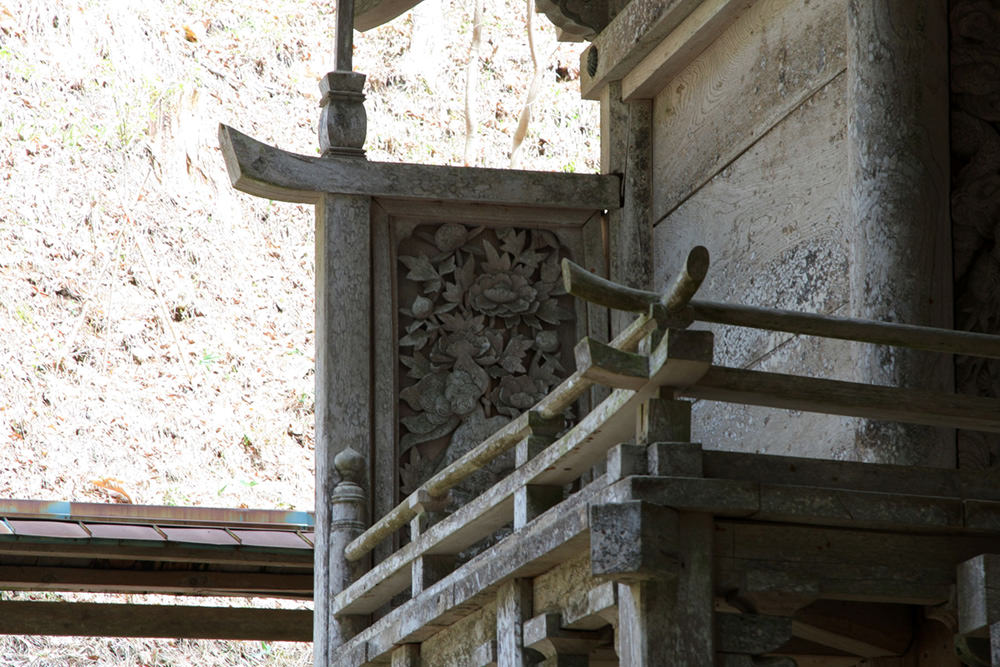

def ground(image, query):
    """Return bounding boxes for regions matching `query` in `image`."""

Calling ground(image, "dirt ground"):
[0,0,598,663]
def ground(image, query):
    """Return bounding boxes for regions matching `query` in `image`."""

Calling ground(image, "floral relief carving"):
[951,0,1000,468]
[396,223,574,493]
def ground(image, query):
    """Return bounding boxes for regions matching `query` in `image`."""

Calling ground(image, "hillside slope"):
[0,0,598,663]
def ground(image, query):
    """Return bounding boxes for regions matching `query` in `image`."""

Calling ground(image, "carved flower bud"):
[434,224,467,253]
[412,295,434,319]
[534,330,559,353]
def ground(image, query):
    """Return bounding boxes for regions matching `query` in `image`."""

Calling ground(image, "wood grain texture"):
[580,0,703,100]
[314,194,372,663]
[653,75,855,459]
[846,0,952,465]
[651,0,847,220]
[622,0,753,101]
[497,579,534,667]
[681,365,1000,433]
[219,124,619,210]
[371,202,398,570]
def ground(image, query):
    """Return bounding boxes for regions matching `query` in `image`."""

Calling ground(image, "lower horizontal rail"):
[682,366,1000,433]
[0,601,312,641]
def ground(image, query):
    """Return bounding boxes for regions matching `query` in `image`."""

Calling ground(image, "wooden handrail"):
[564,254,1000,360]
[343,311,659,562]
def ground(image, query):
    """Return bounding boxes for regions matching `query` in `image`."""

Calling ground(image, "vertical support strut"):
[314,190,372,666]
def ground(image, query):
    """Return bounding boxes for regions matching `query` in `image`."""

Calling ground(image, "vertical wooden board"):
[653,75,855,460]
[654,74,849,367]
[582,214,610,410]
[371,201,398,569]
[497,579,533,667]
[314,193,373,662]
[651,0,847,220]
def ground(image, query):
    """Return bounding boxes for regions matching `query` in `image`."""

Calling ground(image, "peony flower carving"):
[397,225,574,463]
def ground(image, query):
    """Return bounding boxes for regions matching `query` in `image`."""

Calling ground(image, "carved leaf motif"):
[456,256,476,292]
[482,239,511,273]
[399,328,430,349]
[536,299,571,325]
[539,257,561,284]
[400,351,432,380]
[398,223,575,485]
[498,228,527,257]
[499,335,533,374]
[400,415,461,453]
[399,254,438,282]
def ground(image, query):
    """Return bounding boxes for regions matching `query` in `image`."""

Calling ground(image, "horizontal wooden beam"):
[688,300,1000,359]
[0,541,312,568]
[0,601,311,641]
[579,0,703,99]
[354,0,421,31]
[682,366,1000,433]
[562,259,1000,358]
[621,0,753,100]
[219,124,620,209]
[0,565,311,598]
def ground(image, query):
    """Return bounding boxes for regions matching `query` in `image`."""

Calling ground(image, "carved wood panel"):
[952,0,1000,468]
[369,201,606,542]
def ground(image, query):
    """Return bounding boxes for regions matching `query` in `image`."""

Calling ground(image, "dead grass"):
[0,0,597,662]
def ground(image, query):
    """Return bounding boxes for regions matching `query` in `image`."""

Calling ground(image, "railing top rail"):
[347,246,1000,563]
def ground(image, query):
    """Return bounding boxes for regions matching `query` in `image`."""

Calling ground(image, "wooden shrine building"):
[248,0,996,664]
[6,0,1000,666]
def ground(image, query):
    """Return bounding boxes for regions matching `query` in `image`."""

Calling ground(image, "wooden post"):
[316,448,368,659]
[594,393,713,664]
[601,81,652,337]
[847,0,952,465]
[497,578,534,667]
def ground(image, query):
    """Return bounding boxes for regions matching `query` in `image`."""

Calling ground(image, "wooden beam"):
[687,300,1000,360]
[342,321,700,564]
[0,541,312,568]
[354,0,421,31]
[0,601,311,641]
[621,0,753,100]
[681,366,1000,433]
[219,124,620,209]
[790,601,912,658]
[579,0,703,99]
[575,337,650,390]
[0,565,311,598]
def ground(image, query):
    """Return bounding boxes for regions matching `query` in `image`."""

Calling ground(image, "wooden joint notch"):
[647,442,703,477]
[516,411,565,467]
[523,612,608,661]
[590,501,680,581]
[408,489,451,515]
[411,554,456,597]
[408,489,451,540]
[606,443,647,483]
[515,485,564,530]
[636,391,693,445]
[390,643,420,667]
[575,337,649,390]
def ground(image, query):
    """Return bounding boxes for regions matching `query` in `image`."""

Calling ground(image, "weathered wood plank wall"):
[626,0,952,464]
